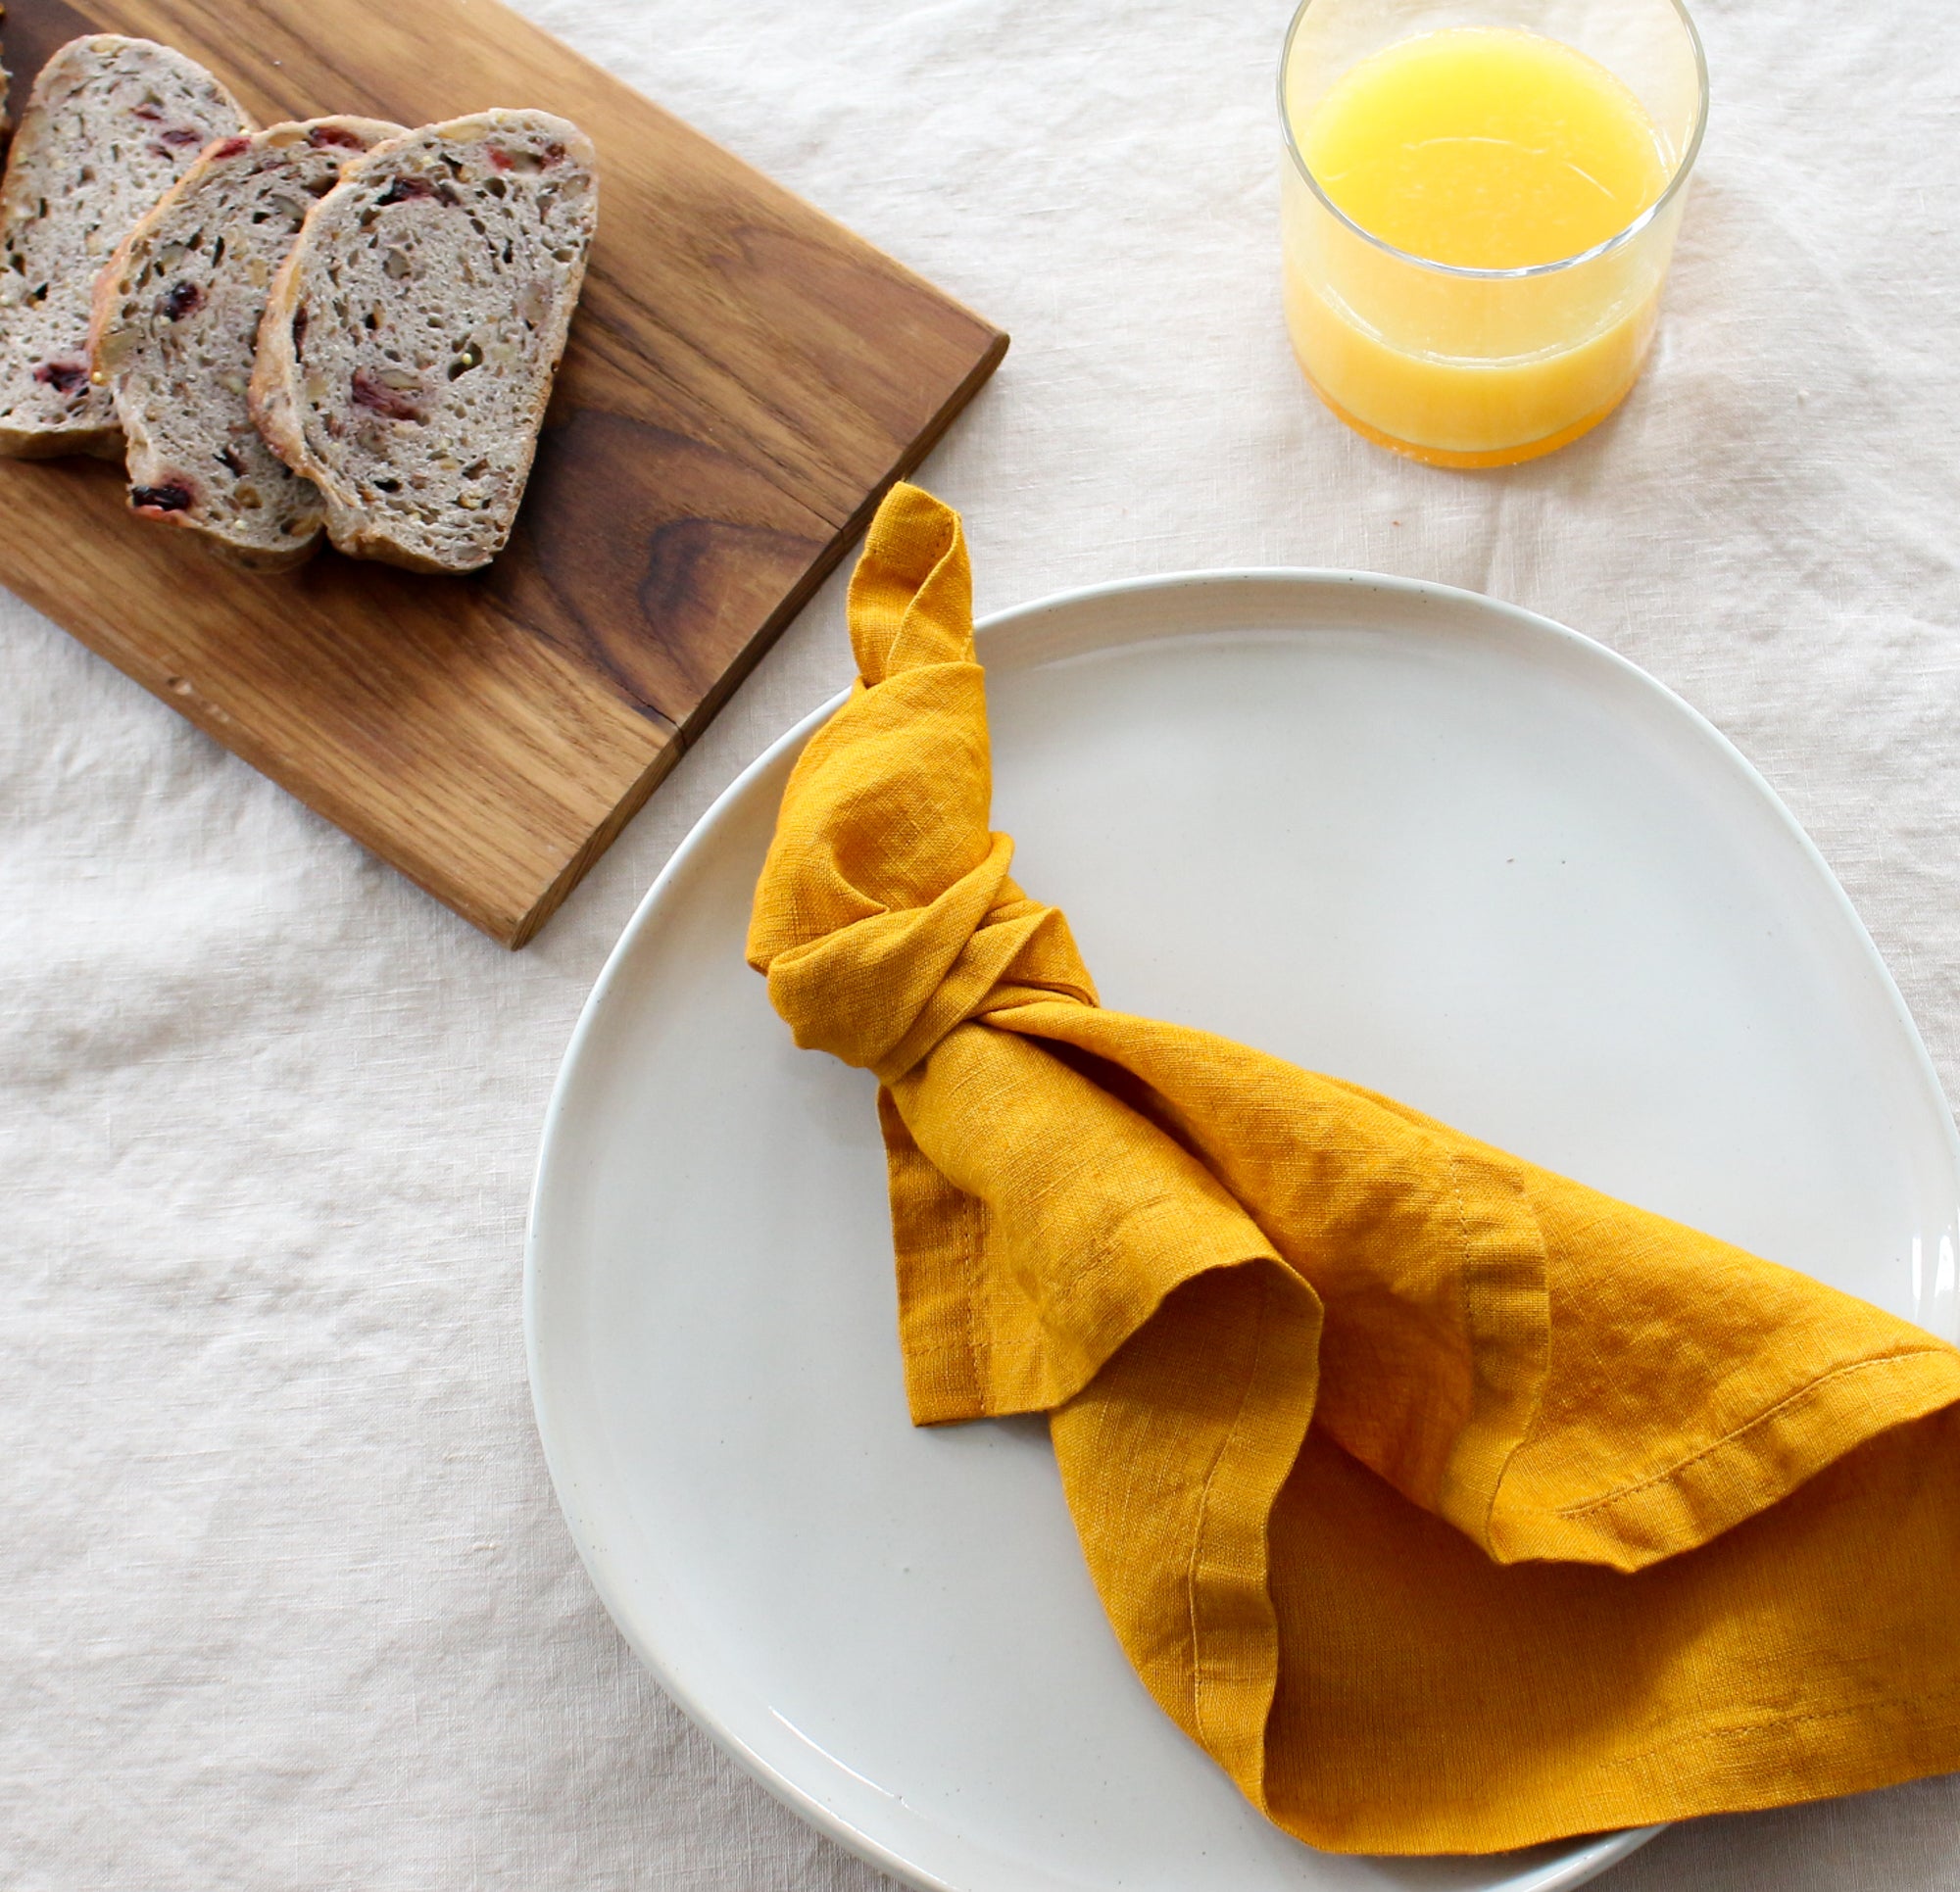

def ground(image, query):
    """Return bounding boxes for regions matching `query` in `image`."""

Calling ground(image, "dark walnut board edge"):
[1,0,1005,946]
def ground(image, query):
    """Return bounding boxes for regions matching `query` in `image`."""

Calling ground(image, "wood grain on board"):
[0,0,1005,944]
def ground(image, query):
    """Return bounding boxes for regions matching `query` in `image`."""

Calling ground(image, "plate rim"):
[526,564,1956,1892]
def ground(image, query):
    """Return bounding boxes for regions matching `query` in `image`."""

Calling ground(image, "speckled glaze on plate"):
[528,572,1960,1892]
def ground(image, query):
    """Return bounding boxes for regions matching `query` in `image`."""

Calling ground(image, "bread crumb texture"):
[0,36,248,453]
[257,110,598,573]
[95,117,403,568]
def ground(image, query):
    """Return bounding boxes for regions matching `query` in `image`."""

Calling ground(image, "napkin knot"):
[747,483,1098,1083]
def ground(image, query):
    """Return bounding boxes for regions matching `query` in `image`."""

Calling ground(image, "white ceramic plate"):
[527,572,1960,1892]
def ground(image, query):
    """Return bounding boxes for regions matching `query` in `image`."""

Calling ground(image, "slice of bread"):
[90,118,405,570]
[0,35,248,459]
[251,110,598,574]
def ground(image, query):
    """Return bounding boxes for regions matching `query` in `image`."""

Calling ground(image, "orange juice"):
[1282,25,1678,464]
[1305,28,1665,268]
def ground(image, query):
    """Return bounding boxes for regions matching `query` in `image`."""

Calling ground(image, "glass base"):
[1302,370,1637,468]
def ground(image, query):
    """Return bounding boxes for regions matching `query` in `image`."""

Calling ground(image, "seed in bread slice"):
[89,118,406,571]
[250,109,598,574]
[0,35,248,459]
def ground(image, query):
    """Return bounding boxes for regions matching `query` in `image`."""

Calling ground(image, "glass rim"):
[1277,0,1710,281]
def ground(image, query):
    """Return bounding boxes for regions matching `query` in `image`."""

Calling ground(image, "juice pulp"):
[1284,26,1673,464]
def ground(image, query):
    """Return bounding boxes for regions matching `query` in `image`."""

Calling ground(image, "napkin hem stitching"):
[1598,1684,1960,1775]
[959,1188,987,1401]
[1551,1348,1951,1520]
[1186,1266,1269,1747]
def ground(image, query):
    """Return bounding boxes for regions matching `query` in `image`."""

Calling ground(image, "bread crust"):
[251,108,598,574]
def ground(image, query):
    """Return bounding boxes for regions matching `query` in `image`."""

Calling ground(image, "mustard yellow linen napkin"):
[747,482,1960,1855]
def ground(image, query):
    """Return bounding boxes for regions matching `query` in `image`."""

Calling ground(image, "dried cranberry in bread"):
[89,117,406,570]
[250,110,598,575]
[0,35,248,458]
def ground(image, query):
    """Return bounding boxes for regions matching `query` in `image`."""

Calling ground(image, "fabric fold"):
[747,482,1960,1855]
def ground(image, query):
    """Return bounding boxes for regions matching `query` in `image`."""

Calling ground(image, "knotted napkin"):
[747,483,1960,1855]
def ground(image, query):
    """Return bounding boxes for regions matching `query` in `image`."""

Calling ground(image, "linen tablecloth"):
[7,0,1960,1885]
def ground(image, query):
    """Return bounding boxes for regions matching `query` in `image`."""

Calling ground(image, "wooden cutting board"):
[0,0,1005,945]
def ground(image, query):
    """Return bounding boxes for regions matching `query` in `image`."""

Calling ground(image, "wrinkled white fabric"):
[5,0,1960,1886]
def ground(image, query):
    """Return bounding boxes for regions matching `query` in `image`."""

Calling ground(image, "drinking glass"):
[1280,0,1707,466]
